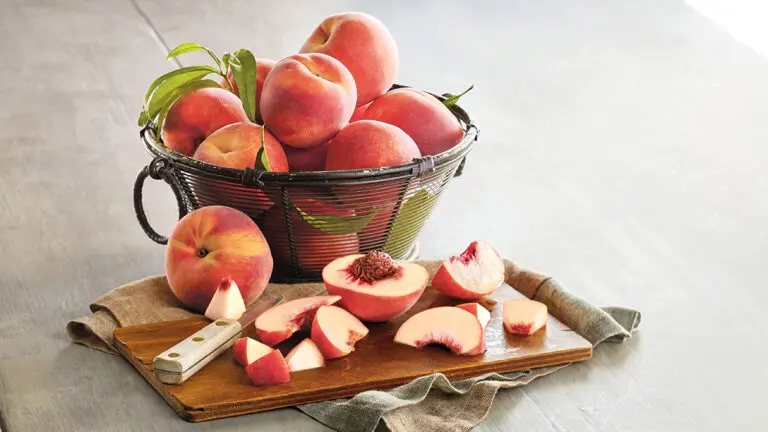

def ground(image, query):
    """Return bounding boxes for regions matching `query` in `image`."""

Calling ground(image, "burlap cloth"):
[67,259,641,432]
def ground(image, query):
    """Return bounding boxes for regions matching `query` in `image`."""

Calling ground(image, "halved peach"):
[254,295,341,346]
[393,306,485,356]
[322,252,429,322]
[310,305,369,359]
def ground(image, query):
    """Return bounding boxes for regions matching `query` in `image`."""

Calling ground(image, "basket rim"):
[140,83,478,183]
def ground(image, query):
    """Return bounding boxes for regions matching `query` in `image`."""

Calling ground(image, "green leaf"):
[383,189,440,256]
[137,110,149,127]
[153,79,221,138]
[228,49,257,122]
[254,126,272,171]
[442,84,474,108]
[166,42,222,70]
[297,207,378,235]
[142,65,219,119]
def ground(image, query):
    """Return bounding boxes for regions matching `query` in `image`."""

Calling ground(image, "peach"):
[261,194,360,276]
[325,120,420,171]
[220,58,276,123]
[245,348,291,386]
[394,306,485,356]
[310,305,369,359]
[350,102,371,122]
[300,12,398,106]
[502,299,548,336]
[204,278,246,321]
[253,295,341,346]
[233,337,272,366]
[431,241,505,300]
[455,303,491,329]
[285,338,325,372]
[283,140,332,172]
[165,206,273,313]
[358,87,464,156]
[260,53,356,148]
[322,252,429,322]
[161,87,249,156]
[193,122,289,171]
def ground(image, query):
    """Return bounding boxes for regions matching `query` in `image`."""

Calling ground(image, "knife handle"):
[152,318,242,384]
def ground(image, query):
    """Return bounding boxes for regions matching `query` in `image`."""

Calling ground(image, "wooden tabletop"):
[1,0,766,430]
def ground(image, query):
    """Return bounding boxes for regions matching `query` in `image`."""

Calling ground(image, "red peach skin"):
[300,12,398,107]
[245,349,291,386]
[260,53,356,148]
[359,87,464,156]
[193,122,288,171]
[325,120,421,171]
[161,87,249,156]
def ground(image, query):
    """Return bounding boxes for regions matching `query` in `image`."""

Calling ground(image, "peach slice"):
[502,299,548,336]
[431,241,505,300]
[204,279,246,321]
[245,349,291,386]
[322,252,429,322]
[455,303,491,328]
[285,338,326,372]
[254,295,341,346]
[311,305,369,359]
[394,306,485,356]
[232,337,272,367]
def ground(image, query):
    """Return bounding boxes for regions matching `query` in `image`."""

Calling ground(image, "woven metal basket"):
[133,85,479,282]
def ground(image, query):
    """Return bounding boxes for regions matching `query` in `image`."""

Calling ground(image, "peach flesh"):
[394,306,485,356]
[502,299,548,336]
[285,338,325,372]
[322,253,429,322]
[311,305,369,359]
[204,279,246,321]
[432,241,505,300]
[233,337,272,367]
[253,295,341,346]
[455,303,491,328]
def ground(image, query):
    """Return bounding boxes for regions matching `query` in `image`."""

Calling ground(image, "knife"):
[152,294,284,385]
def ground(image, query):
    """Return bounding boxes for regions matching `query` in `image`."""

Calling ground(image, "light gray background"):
[1,0,766,430]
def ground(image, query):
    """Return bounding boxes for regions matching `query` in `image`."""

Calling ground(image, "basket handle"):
[133,156,188,245]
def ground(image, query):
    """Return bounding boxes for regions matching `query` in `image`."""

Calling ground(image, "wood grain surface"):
[2,0,768,431]
[114,284,591,422]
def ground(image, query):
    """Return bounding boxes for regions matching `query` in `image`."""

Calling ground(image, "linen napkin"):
[67,259,640,432]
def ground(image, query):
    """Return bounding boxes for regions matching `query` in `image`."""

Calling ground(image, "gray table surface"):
[2,0,767,430]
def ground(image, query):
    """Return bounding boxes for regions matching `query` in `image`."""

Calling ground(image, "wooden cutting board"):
[114,283,592,422]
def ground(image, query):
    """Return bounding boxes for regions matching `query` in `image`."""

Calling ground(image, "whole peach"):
[193,122,288,172]
[325,120,420,171]
[165,205,274,313]
[300,12,398,107]
[162,87,248,156]
[359,87,464,156]
[260,53,356,148]
[283,139,332,172]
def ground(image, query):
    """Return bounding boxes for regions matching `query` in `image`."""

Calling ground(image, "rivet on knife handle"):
[153,318,242,385]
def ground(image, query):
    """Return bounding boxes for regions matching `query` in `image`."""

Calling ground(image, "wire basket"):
[133,84,479,282]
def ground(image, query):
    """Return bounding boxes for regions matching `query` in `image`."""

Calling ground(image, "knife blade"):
[152,294,284,385]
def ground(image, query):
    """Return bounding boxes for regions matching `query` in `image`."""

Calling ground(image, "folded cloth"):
[67,259,641,432]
